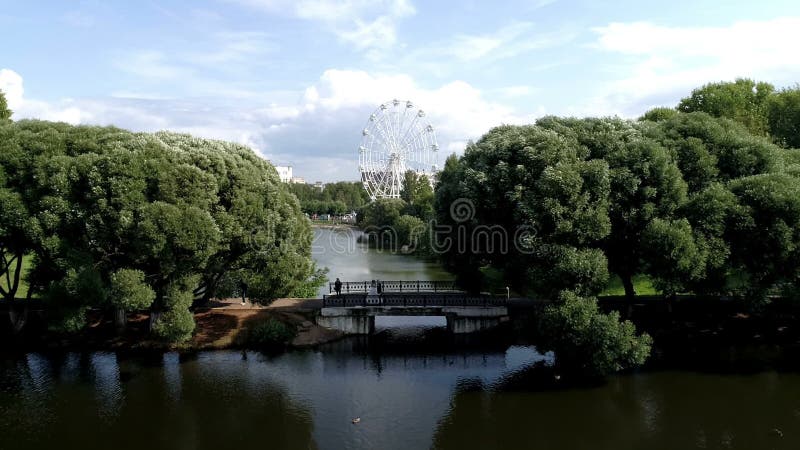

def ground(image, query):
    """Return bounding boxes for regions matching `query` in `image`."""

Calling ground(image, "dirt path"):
[190,297,337,349]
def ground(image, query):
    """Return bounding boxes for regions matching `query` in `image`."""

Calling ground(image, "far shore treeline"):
[2,78,800,376]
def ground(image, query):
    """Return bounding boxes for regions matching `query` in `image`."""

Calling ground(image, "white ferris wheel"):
[358,99,439,199]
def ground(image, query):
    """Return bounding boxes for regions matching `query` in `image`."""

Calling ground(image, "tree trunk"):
[149,310,161,332]
[621,274,636,301]
[114,307,127,331]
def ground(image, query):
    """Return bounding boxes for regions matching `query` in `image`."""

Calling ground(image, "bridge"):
[317,281,509,335]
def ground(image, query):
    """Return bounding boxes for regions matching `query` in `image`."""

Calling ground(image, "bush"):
[152,308,196,342]
[48,306,89,333]
[110,268,155,311]
[152,280,196,342]
[246,318,296,348]
[537,291,652,377]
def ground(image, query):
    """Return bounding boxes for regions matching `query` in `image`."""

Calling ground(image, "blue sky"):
[2,0,800,181]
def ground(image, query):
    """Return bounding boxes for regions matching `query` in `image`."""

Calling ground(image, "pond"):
[1,346,798,450]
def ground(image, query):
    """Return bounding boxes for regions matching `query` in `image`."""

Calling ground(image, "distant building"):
[275,166,293,183]
[290,176,306,184]
[314,181,324,191]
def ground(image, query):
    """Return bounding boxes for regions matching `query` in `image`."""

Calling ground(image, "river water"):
[0,227,798,449]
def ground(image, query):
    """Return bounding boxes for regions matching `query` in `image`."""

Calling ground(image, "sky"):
[2,0,800,182]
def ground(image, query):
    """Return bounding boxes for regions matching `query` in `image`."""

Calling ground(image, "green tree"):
[394,214,425,251]
[537,291,652,376]
[677,78,774,136]
[726,173,800,300]
[639,107,678,122]
[680,183,742,294]
[766,85,800,148]
[0,90,11,122]
[401,170,434,220]
[649,112,782,188]
[641,218,705,295]
[604,138,688,299]
[0,120,320,339]
[434,125,612,296]
[539,117,689,299]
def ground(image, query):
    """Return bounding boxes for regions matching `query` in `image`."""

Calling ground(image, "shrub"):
[152,280,196,342]
[537,291,652,377]
[110,269,155,311]
[246,318,296,348]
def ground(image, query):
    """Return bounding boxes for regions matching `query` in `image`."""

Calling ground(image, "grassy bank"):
[599,275,658,296]
[0,255,32,299]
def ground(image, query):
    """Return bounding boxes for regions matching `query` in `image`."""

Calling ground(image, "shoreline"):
[0,298,344,353]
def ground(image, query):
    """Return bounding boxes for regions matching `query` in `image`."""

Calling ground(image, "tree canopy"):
[0,90,11,122]
[0,120,321,341]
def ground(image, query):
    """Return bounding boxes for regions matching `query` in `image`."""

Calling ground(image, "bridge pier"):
[317,306,508,335]
[316,311,375,335]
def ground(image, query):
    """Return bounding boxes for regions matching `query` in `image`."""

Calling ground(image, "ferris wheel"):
[358,99,439,199]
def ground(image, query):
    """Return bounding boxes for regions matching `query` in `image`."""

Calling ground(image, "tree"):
[434,125,612,296]
[394,214,425,251]
[677,78,774,136]
[766,85,800,148]
[639,107,677,122]
[641,218,705,295]
[288,181,369,214]
[539,117,689,299]
[680,183,742,294]
[648,112,782,189]
[537,291,652,376]
[400,170,434,220]
[0,90,11,122]
[726,173,800,300]
[603,138,688,299]
[0,120,321,339]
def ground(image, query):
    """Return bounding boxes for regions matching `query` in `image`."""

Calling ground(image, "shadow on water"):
[430,360,800,450]
[0,351,318,450]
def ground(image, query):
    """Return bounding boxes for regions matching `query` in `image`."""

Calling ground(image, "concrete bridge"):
[317,287,509,335]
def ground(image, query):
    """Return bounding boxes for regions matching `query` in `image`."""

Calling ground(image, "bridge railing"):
[322,293,506,308]
[328,280,459,294]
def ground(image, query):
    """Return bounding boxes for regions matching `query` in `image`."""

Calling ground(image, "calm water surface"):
[312,227,452,298]
[1,347,799,450]
[1,227,798,449]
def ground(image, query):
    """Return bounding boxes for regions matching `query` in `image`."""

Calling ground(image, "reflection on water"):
[2,346,799,450]
[432,369,800,450]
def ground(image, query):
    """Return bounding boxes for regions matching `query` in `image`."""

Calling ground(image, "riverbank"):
[0,297,344,353]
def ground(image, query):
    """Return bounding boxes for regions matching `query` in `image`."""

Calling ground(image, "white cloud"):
[0,68,86,124]
[0,69,24,109]
[580,17,800,117]
[388,21,575,77]
[228,0,415,52]
[2,67,531,181]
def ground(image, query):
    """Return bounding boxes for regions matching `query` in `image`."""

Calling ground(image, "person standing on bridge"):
[334,278,342,296]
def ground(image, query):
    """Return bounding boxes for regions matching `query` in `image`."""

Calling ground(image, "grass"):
[599,274,658,296]
[1,254,32,299]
